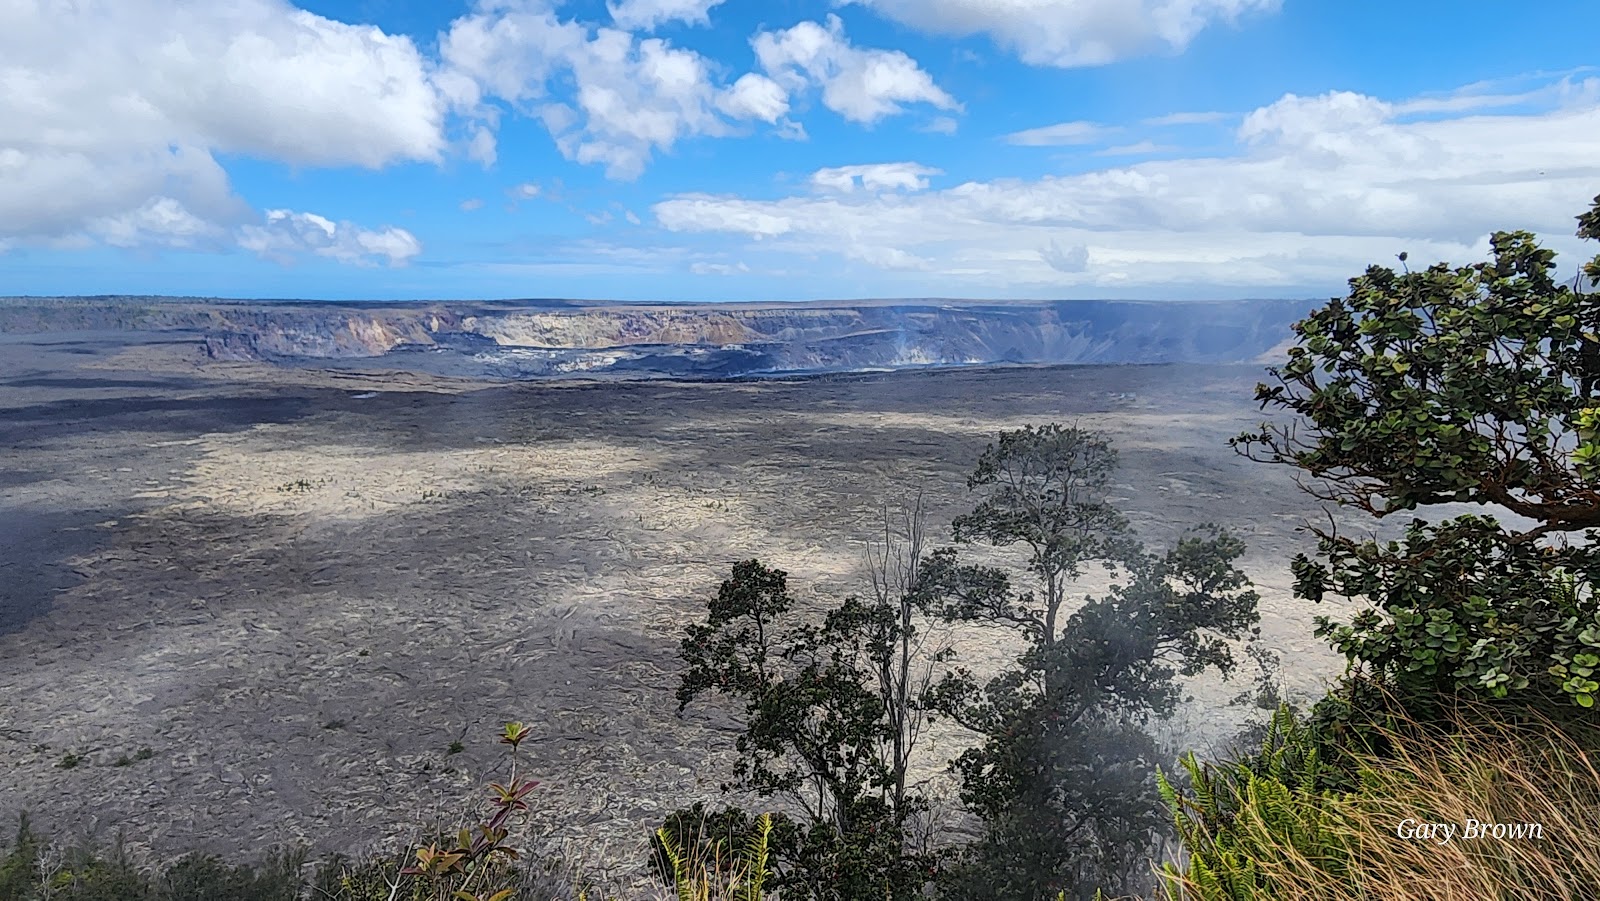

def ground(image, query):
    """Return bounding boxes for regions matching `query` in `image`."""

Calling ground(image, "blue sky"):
[2,0,1598,301]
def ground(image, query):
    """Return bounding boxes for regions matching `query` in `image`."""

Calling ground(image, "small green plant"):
[1158,706,1346,899]
[447,741,465,755]
[56,752,82,769]
[656,811,773,901]
[393,721,540,901]
[108,747,151,768]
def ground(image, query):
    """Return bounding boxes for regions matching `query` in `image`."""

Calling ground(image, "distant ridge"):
[0,294,1318,309]
[0,296,1316,380]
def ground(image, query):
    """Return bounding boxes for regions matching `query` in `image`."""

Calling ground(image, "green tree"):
[927,425,1262,900]
[0,815,41,901]
[1230,194,1600,722]
[671,499,950,901]
[945,425,1143,667]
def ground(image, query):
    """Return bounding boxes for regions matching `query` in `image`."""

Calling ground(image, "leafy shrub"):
[0,825,305,901]
[1293,516,1600,716]
[160,847,306,901]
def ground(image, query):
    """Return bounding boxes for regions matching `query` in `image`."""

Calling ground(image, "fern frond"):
[739,813,771,901]
[655,826,695,901]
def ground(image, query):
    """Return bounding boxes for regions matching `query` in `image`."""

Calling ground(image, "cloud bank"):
[0,0,438,260]
[655,79,1600,293]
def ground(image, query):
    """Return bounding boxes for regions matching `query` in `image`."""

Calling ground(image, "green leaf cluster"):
[1236,193,1600,724]
[1159,707,1347,901]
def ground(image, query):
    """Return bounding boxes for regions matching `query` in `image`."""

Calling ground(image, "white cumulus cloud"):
[0,0,445,259]
[0,0,445,169]
[652,76,1600,294]
[811,163,943,192]
[717,74,792,123]
[92,198,230,251]
[239,210,423,267]
[844,0,1282,68]
[439,7,960,179]
[437,2,586,107]
[656,197,794,238]
[607,0,727,30]
[441,3,752,180]
[753,15,959,124]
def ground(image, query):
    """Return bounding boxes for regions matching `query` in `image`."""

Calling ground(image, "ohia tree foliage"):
[1231,193,1600,717]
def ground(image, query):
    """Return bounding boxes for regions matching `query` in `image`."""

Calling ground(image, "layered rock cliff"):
[0,296,1317,378]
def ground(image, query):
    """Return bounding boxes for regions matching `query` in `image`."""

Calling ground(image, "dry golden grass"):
[1336,711,1600,900]
[1164,705,1600,900]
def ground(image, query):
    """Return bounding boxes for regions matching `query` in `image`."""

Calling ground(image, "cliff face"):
[0,297,1316,378]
